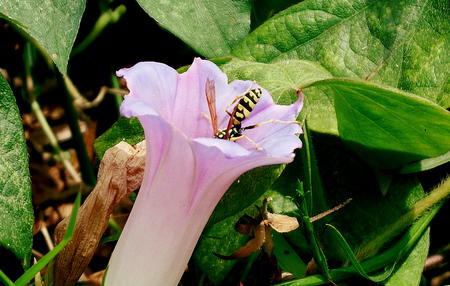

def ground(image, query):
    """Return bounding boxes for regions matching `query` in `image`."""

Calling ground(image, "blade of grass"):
[325,224,395,282]
[14,192,81,286]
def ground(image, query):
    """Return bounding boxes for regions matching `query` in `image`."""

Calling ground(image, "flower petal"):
[109,58,304,286]
[106,112,296,286]
[117,62,179,121]
[171,58,232,138]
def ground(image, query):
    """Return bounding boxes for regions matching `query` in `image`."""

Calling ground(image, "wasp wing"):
[205,79,218,136]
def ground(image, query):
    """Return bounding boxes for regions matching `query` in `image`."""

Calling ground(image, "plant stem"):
[61,74,97,186]
[111,74,123,118]
[363,176,450,258]
[23,42,82,183]
[29,100,82,183]
[0,270,14,286]
[71,5,126,56]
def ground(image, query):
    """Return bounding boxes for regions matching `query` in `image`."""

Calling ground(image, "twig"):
[33,258,43,286]
[40,223,54,251]
[63,77,127,110]
[31,249,44,259]
[424,254,444,270]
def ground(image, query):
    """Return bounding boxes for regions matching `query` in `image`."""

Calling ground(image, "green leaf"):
[94,117,144,159]
[209,164,285,225]
[0,74,33,267]
[135,0,252,57]
[250,0,303,30]
[399,151,450,174]
[310,79,450,170]
[194,203,253,284]
[384,229,429,286]
[222,58,336,134]
[233,0,450,133]
[0,0,86,74]
[272,232,307,279]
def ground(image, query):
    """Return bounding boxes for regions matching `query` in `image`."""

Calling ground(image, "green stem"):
[23,42,81,183]
[111,73,123,118]
[71,5,126,56]
[296,182,331,281]
[0,270,15,286]
[61,75,97,186]
[30,100,81,183]
[362,176,450,258]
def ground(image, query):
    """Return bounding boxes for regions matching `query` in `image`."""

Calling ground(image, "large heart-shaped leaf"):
[136,0,252,57]
[310,79,450,169]
[233,0,450,131]
[0,74,33,267]
[0,0,86,74]
[222,58,336,134]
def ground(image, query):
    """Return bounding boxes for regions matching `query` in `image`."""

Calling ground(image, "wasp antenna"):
[205,79,219,136]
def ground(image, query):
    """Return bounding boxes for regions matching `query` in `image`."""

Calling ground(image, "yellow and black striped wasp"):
[205,79,299,148]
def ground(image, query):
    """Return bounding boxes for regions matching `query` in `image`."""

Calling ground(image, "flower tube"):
[106,58,303,285]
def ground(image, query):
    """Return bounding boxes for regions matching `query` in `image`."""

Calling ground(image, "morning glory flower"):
[105,58,303,285]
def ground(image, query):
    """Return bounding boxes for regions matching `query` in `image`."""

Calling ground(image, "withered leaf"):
[215,220,267,260]
[267,213,299,233]
[52,141,146,286]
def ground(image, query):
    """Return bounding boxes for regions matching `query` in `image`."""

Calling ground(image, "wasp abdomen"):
[233,88,262,125]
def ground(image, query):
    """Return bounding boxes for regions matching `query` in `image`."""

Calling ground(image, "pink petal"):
[107,58,304,286]
[117,62,178,121]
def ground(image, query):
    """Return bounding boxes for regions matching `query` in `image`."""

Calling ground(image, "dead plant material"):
[53,141,146,286]
[215,197,299,260]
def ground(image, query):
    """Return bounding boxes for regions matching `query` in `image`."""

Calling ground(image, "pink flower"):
[106,58,303,285]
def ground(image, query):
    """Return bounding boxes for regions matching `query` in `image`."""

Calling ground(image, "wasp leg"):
[230,135,261,150]
[225,81,257,110]
[242,119,302,131]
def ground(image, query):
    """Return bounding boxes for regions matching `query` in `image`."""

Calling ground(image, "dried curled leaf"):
[267,213,299,233]
[53,141,146,286]
[216,197,300,260]
[215,220,267,260]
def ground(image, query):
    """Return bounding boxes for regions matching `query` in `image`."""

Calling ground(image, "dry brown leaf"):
[217,197,300,261]
[52,141,146,286]
[267,213,299,233]
[215,220,267,260]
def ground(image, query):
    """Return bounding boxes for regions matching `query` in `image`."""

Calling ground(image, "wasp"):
[205,79,299,148]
